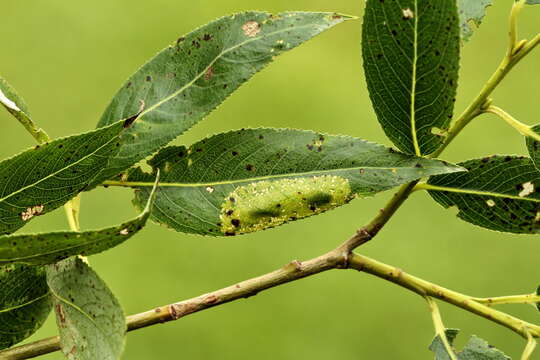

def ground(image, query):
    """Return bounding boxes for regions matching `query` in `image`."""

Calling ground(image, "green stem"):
[509,0,526,55]
[338,181,419,251]
[6,109,50,144]
[473,293,540,306]
[426,297,458,360]
[522,332,537,360]
[348,253,540,338]
[484,105,540,142]
[431,34,540,159]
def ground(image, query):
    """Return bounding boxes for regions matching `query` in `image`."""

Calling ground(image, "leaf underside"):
[362,0,460,155]
[457,0,493,41]
[96,11,352,177]
[430,329,510,360]
[127,128,463,236]
[47,257,126,360]
[428,156,540,234]
[0,264,51,350]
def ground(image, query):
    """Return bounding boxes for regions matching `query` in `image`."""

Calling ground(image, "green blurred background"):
[2,1,540,359]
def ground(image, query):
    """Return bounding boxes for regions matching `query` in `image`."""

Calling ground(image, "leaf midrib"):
[424,184,540,203]
[138,22,324,120]
[0,134,120,205]
[410,0,421,156]
[49,279,121,354]
[117,165,437,188]
[0,293,49,314]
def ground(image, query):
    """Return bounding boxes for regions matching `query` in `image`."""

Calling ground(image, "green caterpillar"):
[220,175,354,235]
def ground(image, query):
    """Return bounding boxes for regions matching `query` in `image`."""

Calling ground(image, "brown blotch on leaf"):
[242,21,261,37]
[56,304,66,325]
[204,66,214,81]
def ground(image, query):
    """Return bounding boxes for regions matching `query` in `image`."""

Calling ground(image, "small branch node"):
[203,295,219,305]
[169,304,180,320]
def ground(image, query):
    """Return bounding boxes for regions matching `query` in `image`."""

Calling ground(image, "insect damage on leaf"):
[20,205,44,221]
[220,176,354,235]
[242,21,261,37]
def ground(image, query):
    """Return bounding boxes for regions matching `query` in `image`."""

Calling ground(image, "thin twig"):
[348,253,540,339]
[0,249,347,359]
[4,251,540,359]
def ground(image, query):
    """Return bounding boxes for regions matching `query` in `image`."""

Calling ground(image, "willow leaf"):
[116,128,463,236]
[426,156,540,234]
[47,257,125,360]
[96,11,353,177]
[458,0,492,41]
[0,120,135,236]
[0,175,157,266]
[0,264,52,350]
[527,1,540,5]
[362,0,460,155]
[430,330,510,360]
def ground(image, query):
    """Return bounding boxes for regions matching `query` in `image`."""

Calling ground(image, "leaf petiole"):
[484,105,540,142]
